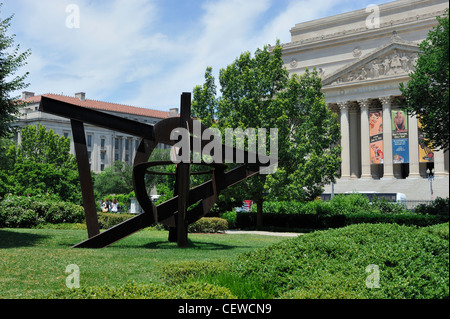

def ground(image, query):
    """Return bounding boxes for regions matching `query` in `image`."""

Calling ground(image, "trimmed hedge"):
[0,195,84,228]
[236,211,448,229]
[230,222,449,298]
[43,281,236,299]
[231,195,449,230]
[97,212,135,229]
[188,217,228,233]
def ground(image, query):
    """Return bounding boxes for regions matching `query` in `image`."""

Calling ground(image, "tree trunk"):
[256,197,263,230]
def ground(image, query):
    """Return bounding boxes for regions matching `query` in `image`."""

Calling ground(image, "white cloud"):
[4,0,388,110]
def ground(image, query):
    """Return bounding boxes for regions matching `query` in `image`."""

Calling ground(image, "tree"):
[399,10,449,152]
[0,4,31,138]
[93,161,134,197]
[4,124,81,202]
[192,43,341,227]
[8,124,76,170]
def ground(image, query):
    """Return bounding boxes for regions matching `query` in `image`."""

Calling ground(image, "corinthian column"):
[358,99,371,178]
[338,101,351,178]
[380,96,394,178]
[408,114,420,178]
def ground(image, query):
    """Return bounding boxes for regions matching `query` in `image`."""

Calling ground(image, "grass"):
[1,222,448,299]
[0,227,288,298]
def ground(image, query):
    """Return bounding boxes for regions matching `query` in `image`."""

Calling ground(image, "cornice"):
[281,9,445,53]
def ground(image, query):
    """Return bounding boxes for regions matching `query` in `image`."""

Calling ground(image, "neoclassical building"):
[16,92,177,173]
[281,0,449,200]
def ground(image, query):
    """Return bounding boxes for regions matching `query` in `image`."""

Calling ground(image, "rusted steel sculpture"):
[39,93,275,248]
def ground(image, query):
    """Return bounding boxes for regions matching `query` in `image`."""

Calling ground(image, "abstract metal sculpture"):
[39,92,276,248]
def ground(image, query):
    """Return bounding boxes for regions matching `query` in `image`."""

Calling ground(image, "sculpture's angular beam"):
[39,96,155,239]
[71,119,100,238]
[73,163,260,248]
[39,96,154,140]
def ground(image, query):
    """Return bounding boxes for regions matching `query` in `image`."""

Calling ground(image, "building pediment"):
[322,33,420,87]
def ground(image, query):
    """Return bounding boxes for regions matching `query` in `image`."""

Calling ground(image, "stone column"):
[408,114,420,178]
[380,96,394,178]
[358,99,371,178]
[349,107,360,177]
[434,149,446,176]
[338,101,351,178]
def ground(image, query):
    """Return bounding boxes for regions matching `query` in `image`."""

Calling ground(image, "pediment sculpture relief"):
[331,49,419,85]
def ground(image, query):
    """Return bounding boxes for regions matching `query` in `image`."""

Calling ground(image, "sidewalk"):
[224,230,303,237]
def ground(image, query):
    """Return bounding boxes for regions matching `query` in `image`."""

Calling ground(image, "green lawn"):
[1,223,448,299]
[0,227,288,298]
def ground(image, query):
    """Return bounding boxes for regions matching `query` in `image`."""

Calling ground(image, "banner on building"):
[369,111,383,164]
[418,118,434,162]
[391,110,409,163]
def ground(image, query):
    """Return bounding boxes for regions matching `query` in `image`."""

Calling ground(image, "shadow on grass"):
[106,237,249,250]
[0,229,49,248]
[143,239,241,250]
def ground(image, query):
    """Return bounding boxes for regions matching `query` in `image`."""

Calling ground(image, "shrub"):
[188,217,228,233]
[0,195,85,227]
[0,206,43,228]
[415,197,449,215]
[235,195,449,230]
[228,223,449,298]
[220,211,237,228]
[43,281,236,299]
[97,212,135,229]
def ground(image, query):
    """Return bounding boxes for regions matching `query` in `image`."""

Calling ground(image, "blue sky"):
[1,0,387,112]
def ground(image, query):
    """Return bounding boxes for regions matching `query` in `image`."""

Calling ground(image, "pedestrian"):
[102,198,111,212]
[111,198,119,213]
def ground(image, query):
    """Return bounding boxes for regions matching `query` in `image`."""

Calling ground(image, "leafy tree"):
[0,4,31,138]
[93,161,134,197]
[4,124,81,203]
[192,43,341,227]
[399,10,449,151]
[8,123,76,170]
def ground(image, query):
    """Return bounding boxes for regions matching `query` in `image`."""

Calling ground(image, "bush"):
[43,281,236,299]
[228,223,449,298]
[188,217,228,233]
[97,212,135,229]
[0,206,43,228]
[220,211,237,228]
[415,197,449,215]
[234,195,449,230]
[0,195,84,227]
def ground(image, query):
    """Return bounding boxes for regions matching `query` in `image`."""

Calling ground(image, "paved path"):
[224,230,303,237]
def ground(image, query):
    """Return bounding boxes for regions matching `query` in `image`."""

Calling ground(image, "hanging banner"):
[391,110,409,163]
[369,110,383,164]
[418,119,434,162]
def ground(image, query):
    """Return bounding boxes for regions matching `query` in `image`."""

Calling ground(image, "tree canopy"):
[400,10,449,152]
[192,43,341,224]
[0,4,31,138]
[1,124,81,203]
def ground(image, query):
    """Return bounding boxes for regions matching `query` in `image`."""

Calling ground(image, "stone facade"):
[281,0,449,200]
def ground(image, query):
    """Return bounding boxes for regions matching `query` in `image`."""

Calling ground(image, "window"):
[101,138,105,148]
[101,164,105,171]
[100,152,105,160]
[115,138,119,150]
[115,153,119,161]
[125,139,129,150]
[87,135,92,147]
